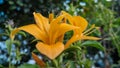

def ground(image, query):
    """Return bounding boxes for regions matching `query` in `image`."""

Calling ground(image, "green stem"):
[52,59,59,68]
[9,57,12,68]
[8,40,13,68]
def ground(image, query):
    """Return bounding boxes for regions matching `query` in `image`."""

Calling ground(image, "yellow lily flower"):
[61,11,101,49]
[10,12,79,59]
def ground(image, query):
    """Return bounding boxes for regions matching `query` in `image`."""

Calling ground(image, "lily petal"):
[58,23,79,36]
[54,23,79,42]
[36,42,64,59]
[49,14,66,44]
[52,23,79,43]
[73,16,88,33]
[57,35,64,42]
[33,12,44,31]
[32,52,46,67]
[10,24,48,43]
[65,35,80,49]
[61,11,74,25]
[33,12,49,34]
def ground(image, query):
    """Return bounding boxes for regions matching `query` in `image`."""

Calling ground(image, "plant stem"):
[52,59,59,68]
[9,52,12,68]
[9,40,12,68]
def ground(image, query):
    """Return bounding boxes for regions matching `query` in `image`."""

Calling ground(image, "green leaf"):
[66,61,76,68]
[57,53,64,66]
[81,41,104,51]
[52,59,58,67]
[16,47,21,61]
[0,65,4,68]
[18,31,27,38]
[64,46,81,52]
[84,59,92,68]
[32,49,39,53]
[5,39,12,55]
[13,40,21,46]
[18,64,39,68]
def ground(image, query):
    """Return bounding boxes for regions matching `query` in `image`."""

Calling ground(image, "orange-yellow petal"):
[73,16,88,33]
[10,24,48,43]
[57,35,64,42]
[61,11,74,25]
[32,52,46,67]
[49,14,66,44]
[33,12,44,31]
[52,23,79,43]
[58,23,79,36]
[65,35,80,49]
[33,12,49,34]
[36,42,64,59]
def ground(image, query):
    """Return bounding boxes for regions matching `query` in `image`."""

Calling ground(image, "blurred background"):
[0,0,120,68]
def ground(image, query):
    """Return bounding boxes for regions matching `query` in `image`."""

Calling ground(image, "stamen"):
[84,28,96,35]
[49,13,54,23]
[83,24,95,35]
[83,25,99,35]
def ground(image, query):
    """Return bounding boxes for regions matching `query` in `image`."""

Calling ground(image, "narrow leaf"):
[81,41,104,51]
